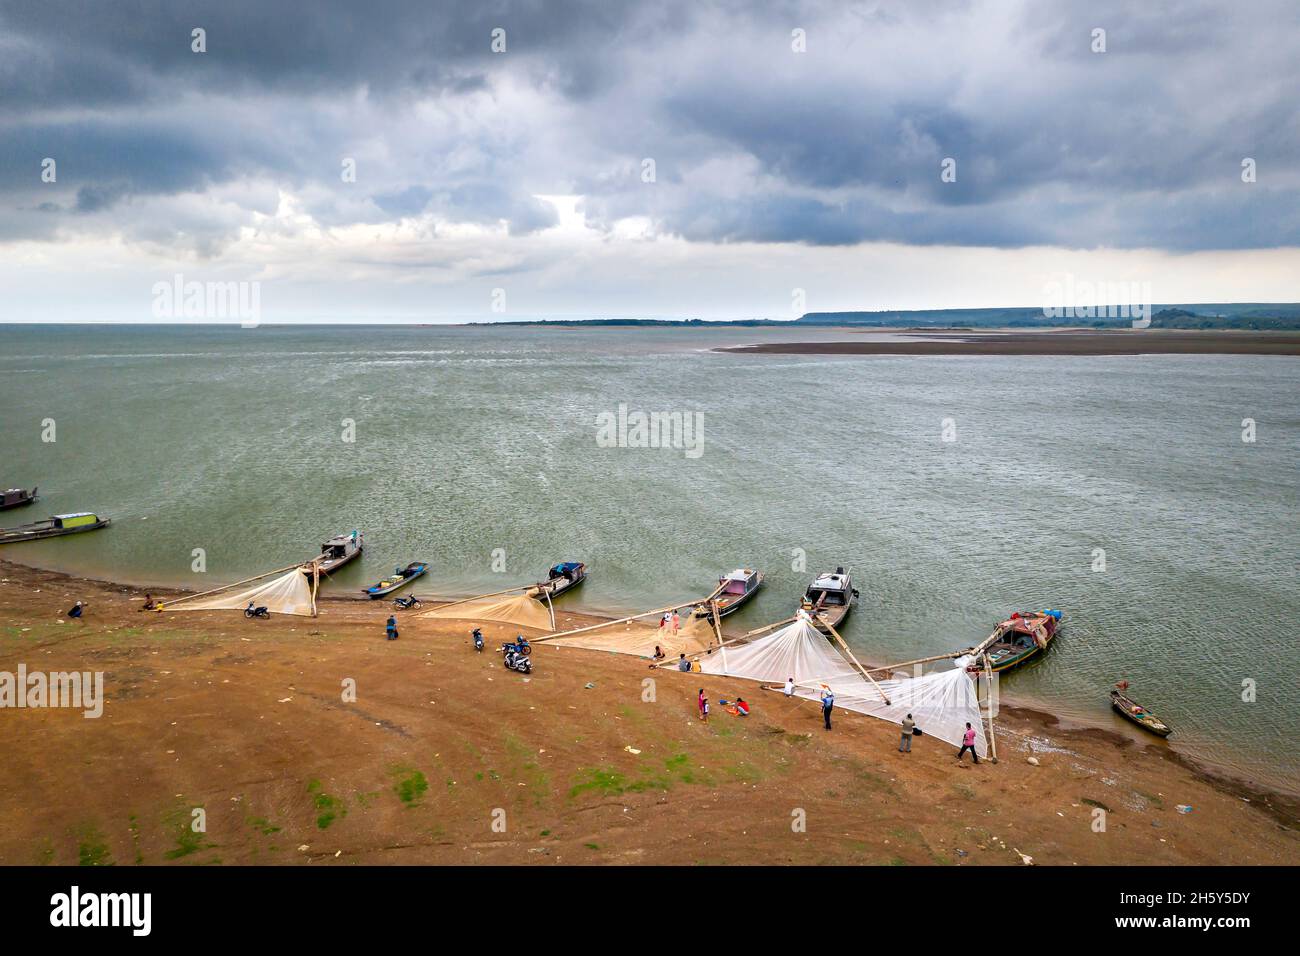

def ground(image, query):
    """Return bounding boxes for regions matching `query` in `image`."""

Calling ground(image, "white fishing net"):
[159,568,317,617]
[700,613,987,752]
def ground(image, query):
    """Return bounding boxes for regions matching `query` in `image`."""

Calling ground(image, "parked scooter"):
[500,641,532,674]
[244,602,270,619]
[393,595,422,610]
[472,627,484,653]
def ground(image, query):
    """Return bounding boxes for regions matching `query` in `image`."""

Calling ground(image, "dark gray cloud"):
[0,0,1296,253]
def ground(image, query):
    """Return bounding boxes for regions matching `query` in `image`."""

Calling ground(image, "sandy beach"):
[717,329,1300,356]
[2,557,1295,867]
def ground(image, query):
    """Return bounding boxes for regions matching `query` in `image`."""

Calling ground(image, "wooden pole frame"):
[982,652,999,764]
[156,563,305,610]
[820,617,891,705]
[536,595,712,642]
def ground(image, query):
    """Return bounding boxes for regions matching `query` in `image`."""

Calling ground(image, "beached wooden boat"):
[1,486,38,511]
[801,568,858,633]
[305,531,363,576]
[1111,688,1172,737]
[694,568,763,621]
[362,561,428,598]
[532,562,587,600]
[969,610,1061,673]
[0,512,110,544]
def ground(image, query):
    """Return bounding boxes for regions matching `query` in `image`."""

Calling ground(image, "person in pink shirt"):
[956,721,980,763]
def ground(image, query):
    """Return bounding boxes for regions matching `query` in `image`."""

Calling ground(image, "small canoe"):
[1111,689,1172,737]
[362,562,429,598]
[531,562,587,600]
[0,512,110,545]
[1,486,38,511]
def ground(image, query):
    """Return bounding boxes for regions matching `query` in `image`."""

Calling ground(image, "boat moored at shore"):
[531,562,587,600]
[0,512,110,544]
[362,561,428,598]
[801,567,858,633]
[306,531,363,576]
[1,486,39,511]
[694,568,763,622]
[968,610,1062,673]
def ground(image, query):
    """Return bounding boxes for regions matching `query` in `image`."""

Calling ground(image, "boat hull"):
[1111,692,1172,737]
[698,576,764,621]
[536,568,587,600]
[0,497,37,511]
[0,518,110,545]
[364,564,428,598]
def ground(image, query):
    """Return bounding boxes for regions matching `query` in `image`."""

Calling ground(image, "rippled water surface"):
[2,324,1297,791]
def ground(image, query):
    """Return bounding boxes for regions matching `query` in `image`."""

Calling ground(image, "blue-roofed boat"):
[362,562,429,598]
[532,561,587,600]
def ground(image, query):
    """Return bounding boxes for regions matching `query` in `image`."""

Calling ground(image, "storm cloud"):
[0,0,1296,319]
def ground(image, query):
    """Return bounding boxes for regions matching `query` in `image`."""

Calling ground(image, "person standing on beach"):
[670,609,680,633]
[820,687,834,730]
[956,722,979,763]
[899,713,915,752]
[698,688,708,721]
[385,615,398,641]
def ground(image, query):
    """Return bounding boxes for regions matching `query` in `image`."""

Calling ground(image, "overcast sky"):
[1,0,1297,322]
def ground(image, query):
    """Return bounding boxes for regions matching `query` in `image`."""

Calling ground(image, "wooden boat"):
[0,512,110,544]
[362,562,428,598]
[970,610,1061,673]
[694,568,763,622]
[305,531,363,576]
[1110,688,1172,737]
[801,568,858,633]
[531,562,587,600]
[1,486,38,511]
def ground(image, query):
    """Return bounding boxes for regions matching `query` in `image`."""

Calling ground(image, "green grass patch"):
[308,779,347,829]
[391,767,429,806]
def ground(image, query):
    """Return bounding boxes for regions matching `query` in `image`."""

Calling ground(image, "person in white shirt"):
[783,676,795,697]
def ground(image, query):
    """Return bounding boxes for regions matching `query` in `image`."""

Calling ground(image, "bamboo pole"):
[157,563,304,609]
[542,584,555,630]
[536,597,706,642]
[982,653,999,764]
[745,615,796,638]
[862,649,967,674]
[820,617,891,705]
[311,562,320,617]
[711,599,727,671]
[425,582,535,612]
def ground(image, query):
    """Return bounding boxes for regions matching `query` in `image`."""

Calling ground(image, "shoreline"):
[4,555,1297,835]
[715,328,1300,357]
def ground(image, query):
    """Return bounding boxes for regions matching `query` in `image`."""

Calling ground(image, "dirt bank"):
[1,559,1295,865]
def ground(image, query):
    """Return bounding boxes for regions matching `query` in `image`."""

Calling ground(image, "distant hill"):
[471,303,1300,329]
[799,304,1300,329]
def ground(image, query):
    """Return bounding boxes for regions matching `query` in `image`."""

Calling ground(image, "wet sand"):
[717,329,1300,356]
[2,558,1296,866]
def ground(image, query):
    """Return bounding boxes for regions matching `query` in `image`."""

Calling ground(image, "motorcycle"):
[393,595,422,610]
[244,603,270,619]
[472,628,484,653]
[499,642,532,674]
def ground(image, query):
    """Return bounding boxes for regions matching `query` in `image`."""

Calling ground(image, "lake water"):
[2,323,1297,793]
